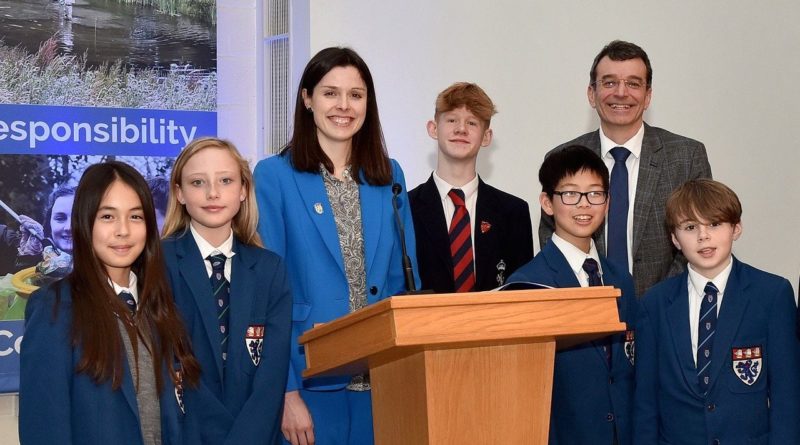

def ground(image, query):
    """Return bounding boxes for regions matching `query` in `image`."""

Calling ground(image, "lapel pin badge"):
[314,202,324,215]
[495,259,507,286]
[480,221,491,233]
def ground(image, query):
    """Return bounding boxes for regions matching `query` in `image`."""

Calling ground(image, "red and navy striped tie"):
[448,189,475,292]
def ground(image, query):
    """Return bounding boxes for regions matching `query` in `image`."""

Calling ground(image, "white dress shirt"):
[432,171,479,260]
[550,233,603,287]
[110,271,139,306]
[190,224,236,281]
[687,258,733,365]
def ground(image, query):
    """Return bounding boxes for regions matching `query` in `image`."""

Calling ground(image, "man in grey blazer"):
[539,40,711,297]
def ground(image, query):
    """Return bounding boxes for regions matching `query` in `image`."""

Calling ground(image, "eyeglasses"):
[593,79,646,90]
[552,191,608,205]
[676,221,727,233]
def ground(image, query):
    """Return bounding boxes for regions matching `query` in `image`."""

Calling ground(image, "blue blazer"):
[163,233,292,445]
[508,241,637,445]
[253,153,420,391]
[634,258,800,445]
[19,281,185,445]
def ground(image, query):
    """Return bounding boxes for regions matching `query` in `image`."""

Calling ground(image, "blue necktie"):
[118,291,136,313]
[583,258,611,364]
[582,258,603,287]
[607,147,631,272]
[697,282,719,392]
[208,254,230,362]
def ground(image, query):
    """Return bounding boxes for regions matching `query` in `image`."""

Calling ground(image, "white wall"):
[309,0,800,295]
[217,0,261,164]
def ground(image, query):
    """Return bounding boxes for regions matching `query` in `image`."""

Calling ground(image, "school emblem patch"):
[624,330,635,365]
[174,370,185,414]
[245,324,265,366]
[732,346,762,385]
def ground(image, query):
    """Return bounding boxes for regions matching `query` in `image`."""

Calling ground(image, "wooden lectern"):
[298,287,625,444]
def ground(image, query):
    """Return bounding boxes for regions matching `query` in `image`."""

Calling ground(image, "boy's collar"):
[550,233,602,277]
[687,257,733,295]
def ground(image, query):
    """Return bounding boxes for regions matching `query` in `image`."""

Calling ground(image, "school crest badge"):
[732,346,762,385]
[245,324,265,366]
[174,370,185,414]
[624,330,635,365]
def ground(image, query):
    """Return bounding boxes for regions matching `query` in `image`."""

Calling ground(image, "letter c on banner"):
[0,330,22,356]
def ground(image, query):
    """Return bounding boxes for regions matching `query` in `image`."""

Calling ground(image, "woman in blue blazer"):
[161,137,292,444]
[20,161,200,445]
[254,47,419,445]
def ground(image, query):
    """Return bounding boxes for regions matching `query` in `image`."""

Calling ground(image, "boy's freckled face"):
[541,169,607,253]
[671,218,742,279]
[428,106,492,162]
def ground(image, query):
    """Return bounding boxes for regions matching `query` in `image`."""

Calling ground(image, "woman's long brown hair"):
[285,47,392,185]
[65,161,200,391]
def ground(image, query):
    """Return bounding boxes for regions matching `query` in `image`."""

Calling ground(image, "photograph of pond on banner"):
[0,0,217,392]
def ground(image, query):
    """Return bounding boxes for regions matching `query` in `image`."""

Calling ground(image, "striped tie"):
[448,189,475,292]
[697,281,718,392]
[208,254,230,362]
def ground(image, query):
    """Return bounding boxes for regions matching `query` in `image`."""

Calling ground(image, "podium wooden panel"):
[299,287,624,445]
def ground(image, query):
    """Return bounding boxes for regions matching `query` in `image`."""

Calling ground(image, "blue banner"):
[0,104,216,156]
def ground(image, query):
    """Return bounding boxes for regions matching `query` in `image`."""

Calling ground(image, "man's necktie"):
[448,189,475,292]
[697,281,718,392]
[583,258,611,364]
[607,147,631,272]
[208,254,230,362]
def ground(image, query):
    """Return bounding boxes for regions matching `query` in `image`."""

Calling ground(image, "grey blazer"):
[538,123,712,297]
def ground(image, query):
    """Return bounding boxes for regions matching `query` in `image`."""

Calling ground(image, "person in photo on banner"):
[539,40,712,297]
[43,184,77,255]
[409,82,533,293]
[0,184,76,276]
[161,137,292,445]
[19,161,201,445]
[508,145,637,445]
[253,47,420,445]
[634,179,800,444]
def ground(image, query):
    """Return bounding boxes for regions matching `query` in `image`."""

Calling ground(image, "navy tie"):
[208,254,230,362]
[583,258,612,364]
[607,147,631,272]
[697,282,719,392]
[448,189,475,292]
[118,291,136,313]
[582,258,603,287]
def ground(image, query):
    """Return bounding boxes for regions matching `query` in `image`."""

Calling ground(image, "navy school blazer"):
[19,281,186,445]
[634,258,800,445]
[254,153,420,392]
[163,233,292,445]
[508,240,637,445]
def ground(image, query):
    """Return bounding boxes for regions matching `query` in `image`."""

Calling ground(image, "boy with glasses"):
[634,179,800,444]
[509,145,636,445]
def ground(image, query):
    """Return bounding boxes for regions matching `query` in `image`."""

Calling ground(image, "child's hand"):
[17,215,44,256]
[282,390,315,445]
